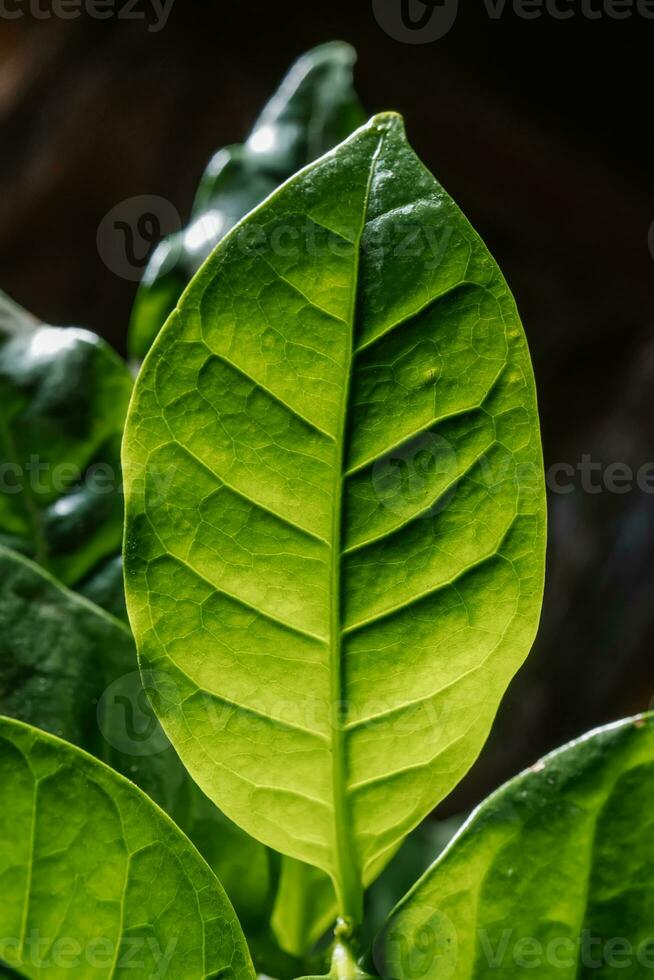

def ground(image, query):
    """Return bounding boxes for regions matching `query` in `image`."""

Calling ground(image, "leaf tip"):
[367,111,405,137]
[305,39,358,67]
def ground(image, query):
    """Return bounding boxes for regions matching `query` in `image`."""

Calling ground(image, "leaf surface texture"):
[123,113,546,915]
[373,715,654,979]
[0,717,254,980]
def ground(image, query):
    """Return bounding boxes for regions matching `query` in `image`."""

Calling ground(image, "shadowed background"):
[0,1,652,814]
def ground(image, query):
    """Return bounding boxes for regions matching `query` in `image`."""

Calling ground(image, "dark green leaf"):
[361,816,464,951]
[0,291,131,602]
[128,41,365,360]
[0,716,255,980]
[372,716,654,979]
[77,554,128,620]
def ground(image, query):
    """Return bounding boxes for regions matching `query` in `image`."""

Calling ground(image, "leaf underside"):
[0,717,254,980]
[123,113,546,916]
[373,715,654,980]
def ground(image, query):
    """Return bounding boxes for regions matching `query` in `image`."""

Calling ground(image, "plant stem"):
[329,918,374,980]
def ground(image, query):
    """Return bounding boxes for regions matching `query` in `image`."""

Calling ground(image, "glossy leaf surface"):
[373,716,654,980]
[0,716,254,980]
[0,291,131,599]
[123,113,546,918]
[128,41,364,360]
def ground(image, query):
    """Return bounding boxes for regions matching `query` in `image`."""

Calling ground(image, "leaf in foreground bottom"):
[0,545,280,957]
[373,715,654,980]
[0,716,254,980]
[123,112,546,918]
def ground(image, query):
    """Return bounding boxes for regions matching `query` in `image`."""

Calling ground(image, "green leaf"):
[372,715,654,980]
[128,41,365,360]
[0,716,254,980]
[0,544,277,949]
[272,858,337,957]
[0,291,132,599]
[0,544,133,761]
[123,112,546,921]
[361,816,464,951]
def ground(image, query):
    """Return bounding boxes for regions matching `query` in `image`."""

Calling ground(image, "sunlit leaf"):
[0,716,254,980]
[123,112,546,920]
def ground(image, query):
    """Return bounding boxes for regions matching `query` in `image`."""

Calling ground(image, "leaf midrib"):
[329,126,386,920]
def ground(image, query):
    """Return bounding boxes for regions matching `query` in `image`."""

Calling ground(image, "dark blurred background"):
[0,1,652,813]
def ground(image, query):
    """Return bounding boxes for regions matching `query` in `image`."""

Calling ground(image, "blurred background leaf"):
[128,40,365,360]
[0,291,131,613]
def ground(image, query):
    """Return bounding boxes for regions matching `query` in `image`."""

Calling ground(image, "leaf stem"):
[329,918,373,980]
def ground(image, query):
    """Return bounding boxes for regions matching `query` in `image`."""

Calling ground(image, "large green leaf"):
[128,41,365,360]
[0,544,133,762]
[123,112,546,920]
[372,715,654,980]
[0,291,131,602]
[0,716,254,980]
[0,544,277,949]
